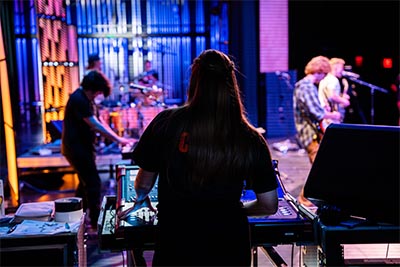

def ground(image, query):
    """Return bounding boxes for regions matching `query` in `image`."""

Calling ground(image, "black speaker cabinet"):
[264,71,297,138]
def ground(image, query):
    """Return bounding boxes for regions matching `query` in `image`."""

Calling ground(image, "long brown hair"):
[183,49,265,186]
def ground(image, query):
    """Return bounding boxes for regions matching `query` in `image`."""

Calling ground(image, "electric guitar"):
[318,98,342,134]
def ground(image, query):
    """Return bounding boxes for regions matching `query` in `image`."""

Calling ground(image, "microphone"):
[275,71,291,80]
[342,70,360,79]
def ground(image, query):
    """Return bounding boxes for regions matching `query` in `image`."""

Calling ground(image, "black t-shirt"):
[132,107,278,265]
[132,107,277,213]
[62,88,97,156]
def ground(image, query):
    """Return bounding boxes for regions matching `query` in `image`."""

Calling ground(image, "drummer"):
[137,60,159,87]
[131,60,163,106]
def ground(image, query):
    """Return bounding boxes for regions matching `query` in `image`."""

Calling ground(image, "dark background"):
[289,0,399,125]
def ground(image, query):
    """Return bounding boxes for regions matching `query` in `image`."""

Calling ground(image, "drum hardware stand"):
[348,77,388,124]
[155,42,176,102]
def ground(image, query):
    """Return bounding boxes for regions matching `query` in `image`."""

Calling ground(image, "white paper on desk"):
[7,220,80,236]
[15,201,54,218]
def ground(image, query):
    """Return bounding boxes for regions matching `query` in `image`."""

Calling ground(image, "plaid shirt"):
[293,78,325,148]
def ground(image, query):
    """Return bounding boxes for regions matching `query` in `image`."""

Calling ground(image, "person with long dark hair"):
[129,49,279,266]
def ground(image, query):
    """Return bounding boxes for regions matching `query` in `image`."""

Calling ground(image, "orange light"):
[382,58,393,69]
[0,20,19,207]
[355,56,363,67]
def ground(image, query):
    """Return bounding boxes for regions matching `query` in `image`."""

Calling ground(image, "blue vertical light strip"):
[94,0,100,34]
[196,36,205,57]
[81,0,88,34]
[95,0,102,33]
[106,0,112,34]
[115,0,121,34]
[87,38,93,57]
[172,1,176,33]
[160,0,165,34]
[31,38,41,103]
[181,0,189,33]
[65,0,71,25]
[122,38,129,83]
[99,37,105,73]
[34,31,46,143]
[210,14,217,49]
[171,36,178,98]
[87,0,93,34]
[196,1,204,33]
[165,37,172,98]
[120,0,127,34]
[22,39,29,113]
[117,38,122,82]
[168,1,175,33]
[181,36,191,102]
[78,38,86,79]
[160,0,166,34]
[150,0,157,34]
[219,3,229,54]
[131,0,140,34]
[15,39,26,111]
[76,0,83,34]
[20,1,26,35]
[30,0,37,34]
[97,0,102,33]
[14,0,21,35]
[87,0,94,34]
[146,0,153,33]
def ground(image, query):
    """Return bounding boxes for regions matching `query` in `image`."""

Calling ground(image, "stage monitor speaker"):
[304,123,400,225]
[265,70,297,138]
[46,120,63,141]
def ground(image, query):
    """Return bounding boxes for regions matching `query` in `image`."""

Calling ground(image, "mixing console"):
[114,162,304,232]
[99,161,315,252]
[115,164,159,234]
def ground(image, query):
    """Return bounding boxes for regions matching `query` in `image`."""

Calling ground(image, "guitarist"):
[293,56,341,206]
[318,58,350,132]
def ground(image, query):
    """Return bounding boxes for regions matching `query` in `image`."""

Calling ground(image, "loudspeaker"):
[264,71,297,138]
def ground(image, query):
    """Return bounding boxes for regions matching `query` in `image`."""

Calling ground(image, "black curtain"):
[229,1,261,129]
[0,1,18,122]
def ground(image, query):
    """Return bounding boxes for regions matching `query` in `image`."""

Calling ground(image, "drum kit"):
[98,81,168,139]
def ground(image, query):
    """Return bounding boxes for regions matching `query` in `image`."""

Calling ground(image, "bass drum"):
[120,106,140,138]
[98,107,110,125]
[138,106,166,134]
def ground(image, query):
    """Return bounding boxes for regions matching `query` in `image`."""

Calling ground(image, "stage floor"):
[12,137,400,266]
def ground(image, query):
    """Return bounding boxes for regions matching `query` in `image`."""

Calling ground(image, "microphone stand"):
[347,77,388,124]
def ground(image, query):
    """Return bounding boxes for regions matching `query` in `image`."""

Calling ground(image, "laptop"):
[303,123,400,225]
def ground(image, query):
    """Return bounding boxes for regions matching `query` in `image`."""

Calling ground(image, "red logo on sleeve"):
[178,132,189,152]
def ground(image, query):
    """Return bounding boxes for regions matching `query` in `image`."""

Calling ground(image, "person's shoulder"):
[68,88,88,104]
[157,106,186,119]
[296,78,314,91]
[68,88,81,98]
